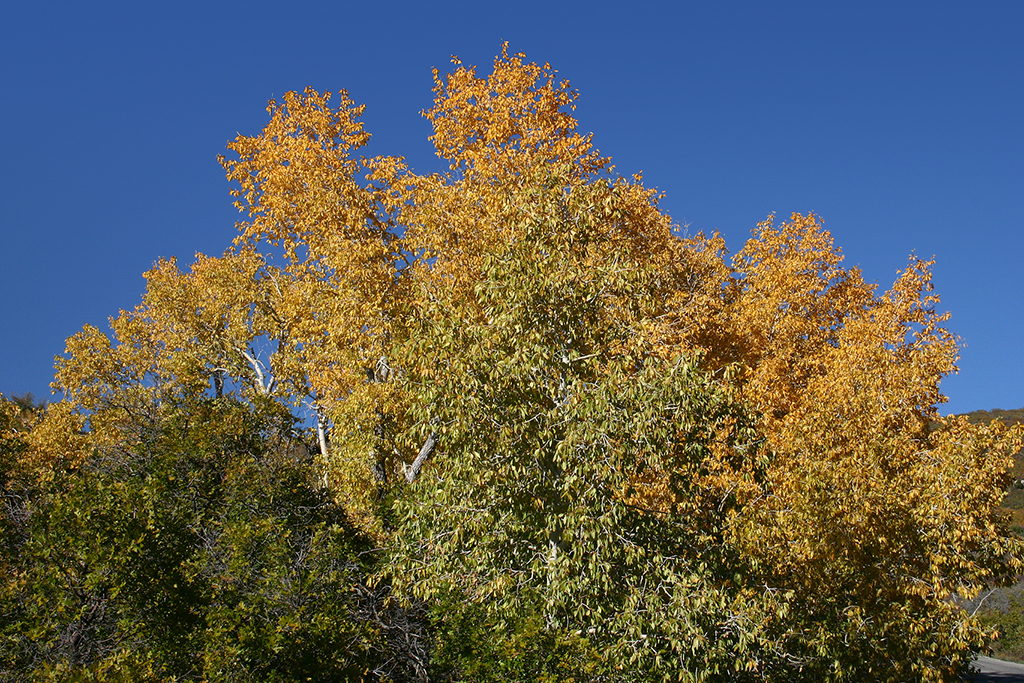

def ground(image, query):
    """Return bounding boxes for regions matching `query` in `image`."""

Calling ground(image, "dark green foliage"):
[200,436,374,681]
[981,609,1024,664]
[427,597,602,683]
[0,397,382,682]
[973,583,1024,664]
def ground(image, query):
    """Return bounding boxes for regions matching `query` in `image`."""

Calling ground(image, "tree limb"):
[405,433,437,484]
[238,347,272,395]
[316,407,330,461]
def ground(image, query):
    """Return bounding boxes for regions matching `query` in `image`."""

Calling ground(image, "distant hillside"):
[961,408,1024,427]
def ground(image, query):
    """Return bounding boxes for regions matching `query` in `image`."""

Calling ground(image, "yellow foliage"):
[19,401,88,482]
[40,47,1021,679]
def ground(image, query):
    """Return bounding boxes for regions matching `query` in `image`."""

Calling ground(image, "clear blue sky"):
[1,1,1021,415]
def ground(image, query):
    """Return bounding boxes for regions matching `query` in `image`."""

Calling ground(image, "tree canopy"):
[3,46,1021,682]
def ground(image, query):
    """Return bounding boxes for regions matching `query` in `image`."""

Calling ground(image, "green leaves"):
[389,178,773,680]
[0,398,383,681]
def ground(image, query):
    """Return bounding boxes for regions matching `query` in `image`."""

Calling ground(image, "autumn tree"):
[707,215,1022,681]
[33,46,1024,682]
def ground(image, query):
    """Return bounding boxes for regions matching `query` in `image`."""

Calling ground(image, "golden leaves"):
[40,51,1022,675]
[220,87,373,255]
[682,213,1024,674]
[426,43,605,178]
[18,401,88,482]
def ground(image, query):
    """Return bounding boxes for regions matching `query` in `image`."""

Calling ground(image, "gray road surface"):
[969,656,1024,682]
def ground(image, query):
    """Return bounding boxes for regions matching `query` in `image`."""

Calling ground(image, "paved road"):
[969,656,1024,682]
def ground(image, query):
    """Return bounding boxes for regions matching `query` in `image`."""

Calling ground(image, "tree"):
[677,214,1023,681]
[390,163,780,681]
[37,46,1023,681]
[0,394,403,682]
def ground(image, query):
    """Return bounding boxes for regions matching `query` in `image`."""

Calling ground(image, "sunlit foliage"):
[13,46,1021,682]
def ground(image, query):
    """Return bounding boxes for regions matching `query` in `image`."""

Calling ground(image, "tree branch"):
[316,407,330,461]
[238,347,272,395]
[405,433,437,484]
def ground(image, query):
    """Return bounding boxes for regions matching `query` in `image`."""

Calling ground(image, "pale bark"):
[239,347,274,395]
[404,433,436,484]
[316,407,330,488]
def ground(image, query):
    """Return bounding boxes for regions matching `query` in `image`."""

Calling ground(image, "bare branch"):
[405,433,437,484]
[238,347,273,395]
